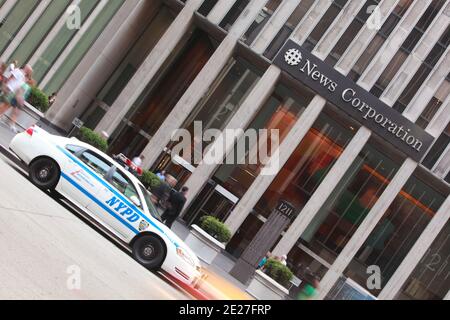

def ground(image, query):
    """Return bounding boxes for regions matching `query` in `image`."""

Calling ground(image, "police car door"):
[87,167,142,240]
[61,145,113,209]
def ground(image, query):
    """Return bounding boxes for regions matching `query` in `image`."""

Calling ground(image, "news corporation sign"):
[274,40,434,162]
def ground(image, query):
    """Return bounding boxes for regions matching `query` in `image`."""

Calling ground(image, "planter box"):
[246,270,289,300]
[184,225,226,265]
[3,102,43,130]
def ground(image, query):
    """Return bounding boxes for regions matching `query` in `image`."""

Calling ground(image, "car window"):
[111,170,140,207]
[139,185,162,222]
[79,150,112,177]
[66,144,84,154]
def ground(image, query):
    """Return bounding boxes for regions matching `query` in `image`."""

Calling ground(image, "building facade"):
[2,0,450,300]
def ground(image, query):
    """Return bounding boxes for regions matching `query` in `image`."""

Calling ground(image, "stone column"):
[180,65,281,216]
[1,0,51,62]
[95,0,205,135]
[45,0,150,131]
[272,127,372,255]
[251,0,301,54]
[138,0,269,168]
[378,195,450,300]
[380,3,450,107]
[358,0,431,91]
[315,159,418,300]
[207,0,238,25]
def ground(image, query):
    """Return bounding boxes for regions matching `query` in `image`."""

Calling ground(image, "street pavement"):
[0,154,189,300]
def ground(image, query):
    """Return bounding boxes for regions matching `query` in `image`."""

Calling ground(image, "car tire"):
[29,158,60,191]
[132,235,166,270]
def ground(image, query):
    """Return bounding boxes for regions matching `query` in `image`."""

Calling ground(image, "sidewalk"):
[172,220,253,300]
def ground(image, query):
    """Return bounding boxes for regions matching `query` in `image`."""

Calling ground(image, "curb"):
[0,143,27,171]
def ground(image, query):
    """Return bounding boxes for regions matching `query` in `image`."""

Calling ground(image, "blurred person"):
[0,64,33,132]
[156,170,167,181]
[161,186,189,229]
[132,154,145,167]
[257,252,272,270]
[48,92,57,106]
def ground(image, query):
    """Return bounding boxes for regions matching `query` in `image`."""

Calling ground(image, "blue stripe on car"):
[56,145,179,248]
[61,172,139,234]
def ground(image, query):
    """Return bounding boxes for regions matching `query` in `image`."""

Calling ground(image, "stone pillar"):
[426,94,450,138]
[251,0,301,54]
[378,195,450,300]
[358,0,431,91]
[1,0,51,62]
[0,0,17,22]
[335,0,401,75]
[272,127,372,256]
[230,201,298,285]
[27,0,82,67]
[181,65,281,217]
[312,0,365,60]
[403,46,450,122]
[315,159,417,300]
[380,3,450,107]
[207,0,238,25]
[95,0,205,135]
[45,0,150,131]
[138,0,269,169]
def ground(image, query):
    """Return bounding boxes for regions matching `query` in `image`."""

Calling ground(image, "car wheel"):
[29,158,60,191]
[132,235,166,270]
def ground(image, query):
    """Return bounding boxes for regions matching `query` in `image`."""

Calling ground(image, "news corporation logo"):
[285,48,303,66]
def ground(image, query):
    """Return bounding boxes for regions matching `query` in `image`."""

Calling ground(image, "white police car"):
[9,126,203,287]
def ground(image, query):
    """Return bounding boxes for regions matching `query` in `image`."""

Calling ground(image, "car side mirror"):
[130,195,141,208]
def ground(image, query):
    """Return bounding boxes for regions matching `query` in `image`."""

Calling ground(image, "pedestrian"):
[132,155,145,167]
[48,92,57,106]
[0,64,33,132]
[257,252,272,270]
[2,60,18,81]
[156,170,166,181]
[161,186,189,229]
[275,255,288,266]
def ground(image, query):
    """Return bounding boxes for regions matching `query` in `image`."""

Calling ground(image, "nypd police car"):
[9,126,203,287]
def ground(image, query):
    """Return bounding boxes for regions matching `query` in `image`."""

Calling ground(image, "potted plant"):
[140,170,162,191]
[184,216,231,264]
[246,258,293,300]
[77,127,109,152]
[28,87,50,113]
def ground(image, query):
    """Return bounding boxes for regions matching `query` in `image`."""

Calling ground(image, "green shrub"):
[140,170,162,190]
[77,127,108,152]
[199,216,232,243]
[264,258,294,288]
[27,87,49,113]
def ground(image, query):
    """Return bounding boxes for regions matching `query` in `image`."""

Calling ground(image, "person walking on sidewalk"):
[0,64,33,132]
[161,186,189,229]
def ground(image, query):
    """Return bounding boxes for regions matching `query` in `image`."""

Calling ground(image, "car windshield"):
[139,185,162,222]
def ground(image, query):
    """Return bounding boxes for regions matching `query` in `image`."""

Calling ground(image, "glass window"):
[263,0,315,60]
[139,185,162,221]
[371,0,445,97]
[227,106,358,257]
[43,0,124,94]
[349,0,413,82]
[242,0,282,45]
[422,123,450,170]
[344,172,446,297]
[8,0,71,64]
[325,0,379,66]
[198,0,219,16]
[79,150,112,177]
[303,0,349,52]
[396,219,450,300]
[219,0,250,31]
[416,79,450,129]
[169,57,263,167]
[66,144,84,154]
[393,26,450,113]
[110,169,140,205]
[213,83,314,199]
[300,139,401,265]
[108,29,216,156]
[32,0,101,83]
[0,0,40,54]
